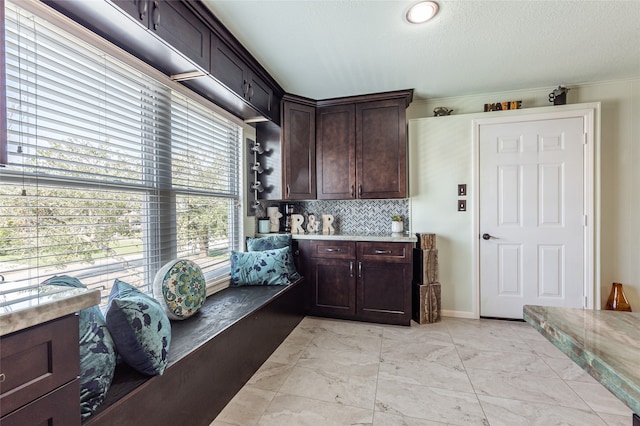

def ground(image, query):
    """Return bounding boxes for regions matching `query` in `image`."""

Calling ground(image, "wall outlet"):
[458,184,467,196]
[458,200,466,212]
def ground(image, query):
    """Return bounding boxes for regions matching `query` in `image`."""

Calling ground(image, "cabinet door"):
[115,1,211,70]
[357,261,412,325]
[211,37,246,98]
[283,100,316,200]
[152,1,211,70]
[247,72,273,116]
[310,258,356,317]
[316,104,356,199]
[356,98,407,199]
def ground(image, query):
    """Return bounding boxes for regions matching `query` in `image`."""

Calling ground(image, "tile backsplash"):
[259,199,409,234]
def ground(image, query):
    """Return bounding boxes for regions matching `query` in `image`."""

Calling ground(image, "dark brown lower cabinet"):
[0,314,81,425]
[302,239,412,326]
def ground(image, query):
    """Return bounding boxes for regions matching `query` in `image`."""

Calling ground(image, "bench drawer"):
[0,314,79,417]
[310,240,356,259]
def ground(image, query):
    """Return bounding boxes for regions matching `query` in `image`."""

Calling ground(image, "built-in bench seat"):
[84,278,307,426]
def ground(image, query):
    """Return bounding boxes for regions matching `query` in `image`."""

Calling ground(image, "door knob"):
[482,233,496,240]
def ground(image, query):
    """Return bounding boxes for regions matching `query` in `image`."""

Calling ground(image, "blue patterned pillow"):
[153,259,206,320]
[246,234,292,251]
[42,275,117,420]
[231,246,295,286]
[105,280,171,376]
[246,234,300,280]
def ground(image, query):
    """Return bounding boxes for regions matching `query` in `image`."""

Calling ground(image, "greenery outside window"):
[1,1,243,304]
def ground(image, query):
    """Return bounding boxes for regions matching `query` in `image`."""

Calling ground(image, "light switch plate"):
[458,200,466,212]
[458,184,467,196]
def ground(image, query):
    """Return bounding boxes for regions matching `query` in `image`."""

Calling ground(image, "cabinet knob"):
[0,373,5,383]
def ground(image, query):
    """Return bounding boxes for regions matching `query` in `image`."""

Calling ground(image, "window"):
[1,1,243,305]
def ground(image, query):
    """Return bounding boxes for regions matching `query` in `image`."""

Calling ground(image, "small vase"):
[391,221,403,233]
[605,283,632,312]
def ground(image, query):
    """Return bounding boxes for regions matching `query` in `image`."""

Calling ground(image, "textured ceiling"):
[202,0,640,101]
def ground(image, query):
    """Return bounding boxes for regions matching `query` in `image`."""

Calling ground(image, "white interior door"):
[479,116,586,319]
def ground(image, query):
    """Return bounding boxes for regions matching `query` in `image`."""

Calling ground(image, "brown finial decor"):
[605,282,632,312]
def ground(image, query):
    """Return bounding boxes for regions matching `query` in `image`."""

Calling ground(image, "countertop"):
[255,232,417,243]
[523,305,640,414]
[1,284,100,336]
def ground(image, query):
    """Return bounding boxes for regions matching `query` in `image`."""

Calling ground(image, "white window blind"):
[1,1,242,304]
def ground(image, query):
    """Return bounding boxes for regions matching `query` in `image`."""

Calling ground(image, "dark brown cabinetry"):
[316,91,412,199]
[113,0,211,70]
[0,314,80,425]
[282,96,316,200]
[211,37,273,117]
[45,0,284,124]
[316,104,356,199]
[302,239,412,325]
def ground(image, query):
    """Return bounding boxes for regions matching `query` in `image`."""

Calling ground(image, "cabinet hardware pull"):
[0,373,5,383]
[152,1,160,30]
[138,0,148,20]
[358,184,362,196]
[243,80,249,96]
[247,84,254,100]
[325,248,341,252]
[286,184,290,198]
[349,261,354,277]
[374,249,392,254]
[358,261,362,278]
[350,185,354,197]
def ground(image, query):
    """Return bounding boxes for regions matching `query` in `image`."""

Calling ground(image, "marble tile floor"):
[210,316,633,426]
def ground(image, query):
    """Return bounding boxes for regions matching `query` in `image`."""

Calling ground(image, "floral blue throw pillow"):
[105,279,171,376]
[246,234,292,251]
[245,234,300,281]
[42,275,117,420]
[231,246,296,286]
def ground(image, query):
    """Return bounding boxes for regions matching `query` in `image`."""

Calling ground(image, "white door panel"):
[480,117,585,319]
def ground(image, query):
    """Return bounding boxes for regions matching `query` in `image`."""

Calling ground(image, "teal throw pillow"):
[246,234,292,251]
[42,275,117,420]
[230,246,296,286]
[153,259,206,320]
[245,234,300,280]
[105,279,171,376]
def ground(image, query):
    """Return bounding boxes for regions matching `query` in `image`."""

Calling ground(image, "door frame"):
[471,104,600,319]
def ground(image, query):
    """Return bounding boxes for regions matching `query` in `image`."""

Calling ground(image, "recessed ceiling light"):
[406,1,439,24]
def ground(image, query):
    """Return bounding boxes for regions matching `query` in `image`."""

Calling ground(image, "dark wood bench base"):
[85,279,306,426]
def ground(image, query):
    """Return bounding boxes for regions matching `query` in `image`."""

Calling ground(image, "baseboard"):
[441,309,478,319]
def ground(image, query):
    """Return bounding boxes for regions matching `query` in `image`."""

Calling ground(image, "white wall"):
[408,78,640,316]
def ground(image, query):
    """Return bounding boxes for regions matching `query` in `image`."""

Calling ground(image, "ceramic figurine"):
[266,206,282,233]
[433,106,453,116]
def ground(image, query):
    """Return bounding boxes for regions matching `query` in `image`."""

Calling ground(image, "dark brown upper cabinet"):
[282,95,316,200]
[44,0,284,124]
[316,90,412,199]
[316,104,357,199]
[211,37,273,118]
[113,0,211,70]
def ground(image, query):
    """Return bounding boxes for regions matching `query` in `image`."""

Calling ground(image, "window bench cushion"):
[83,277,306,425]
